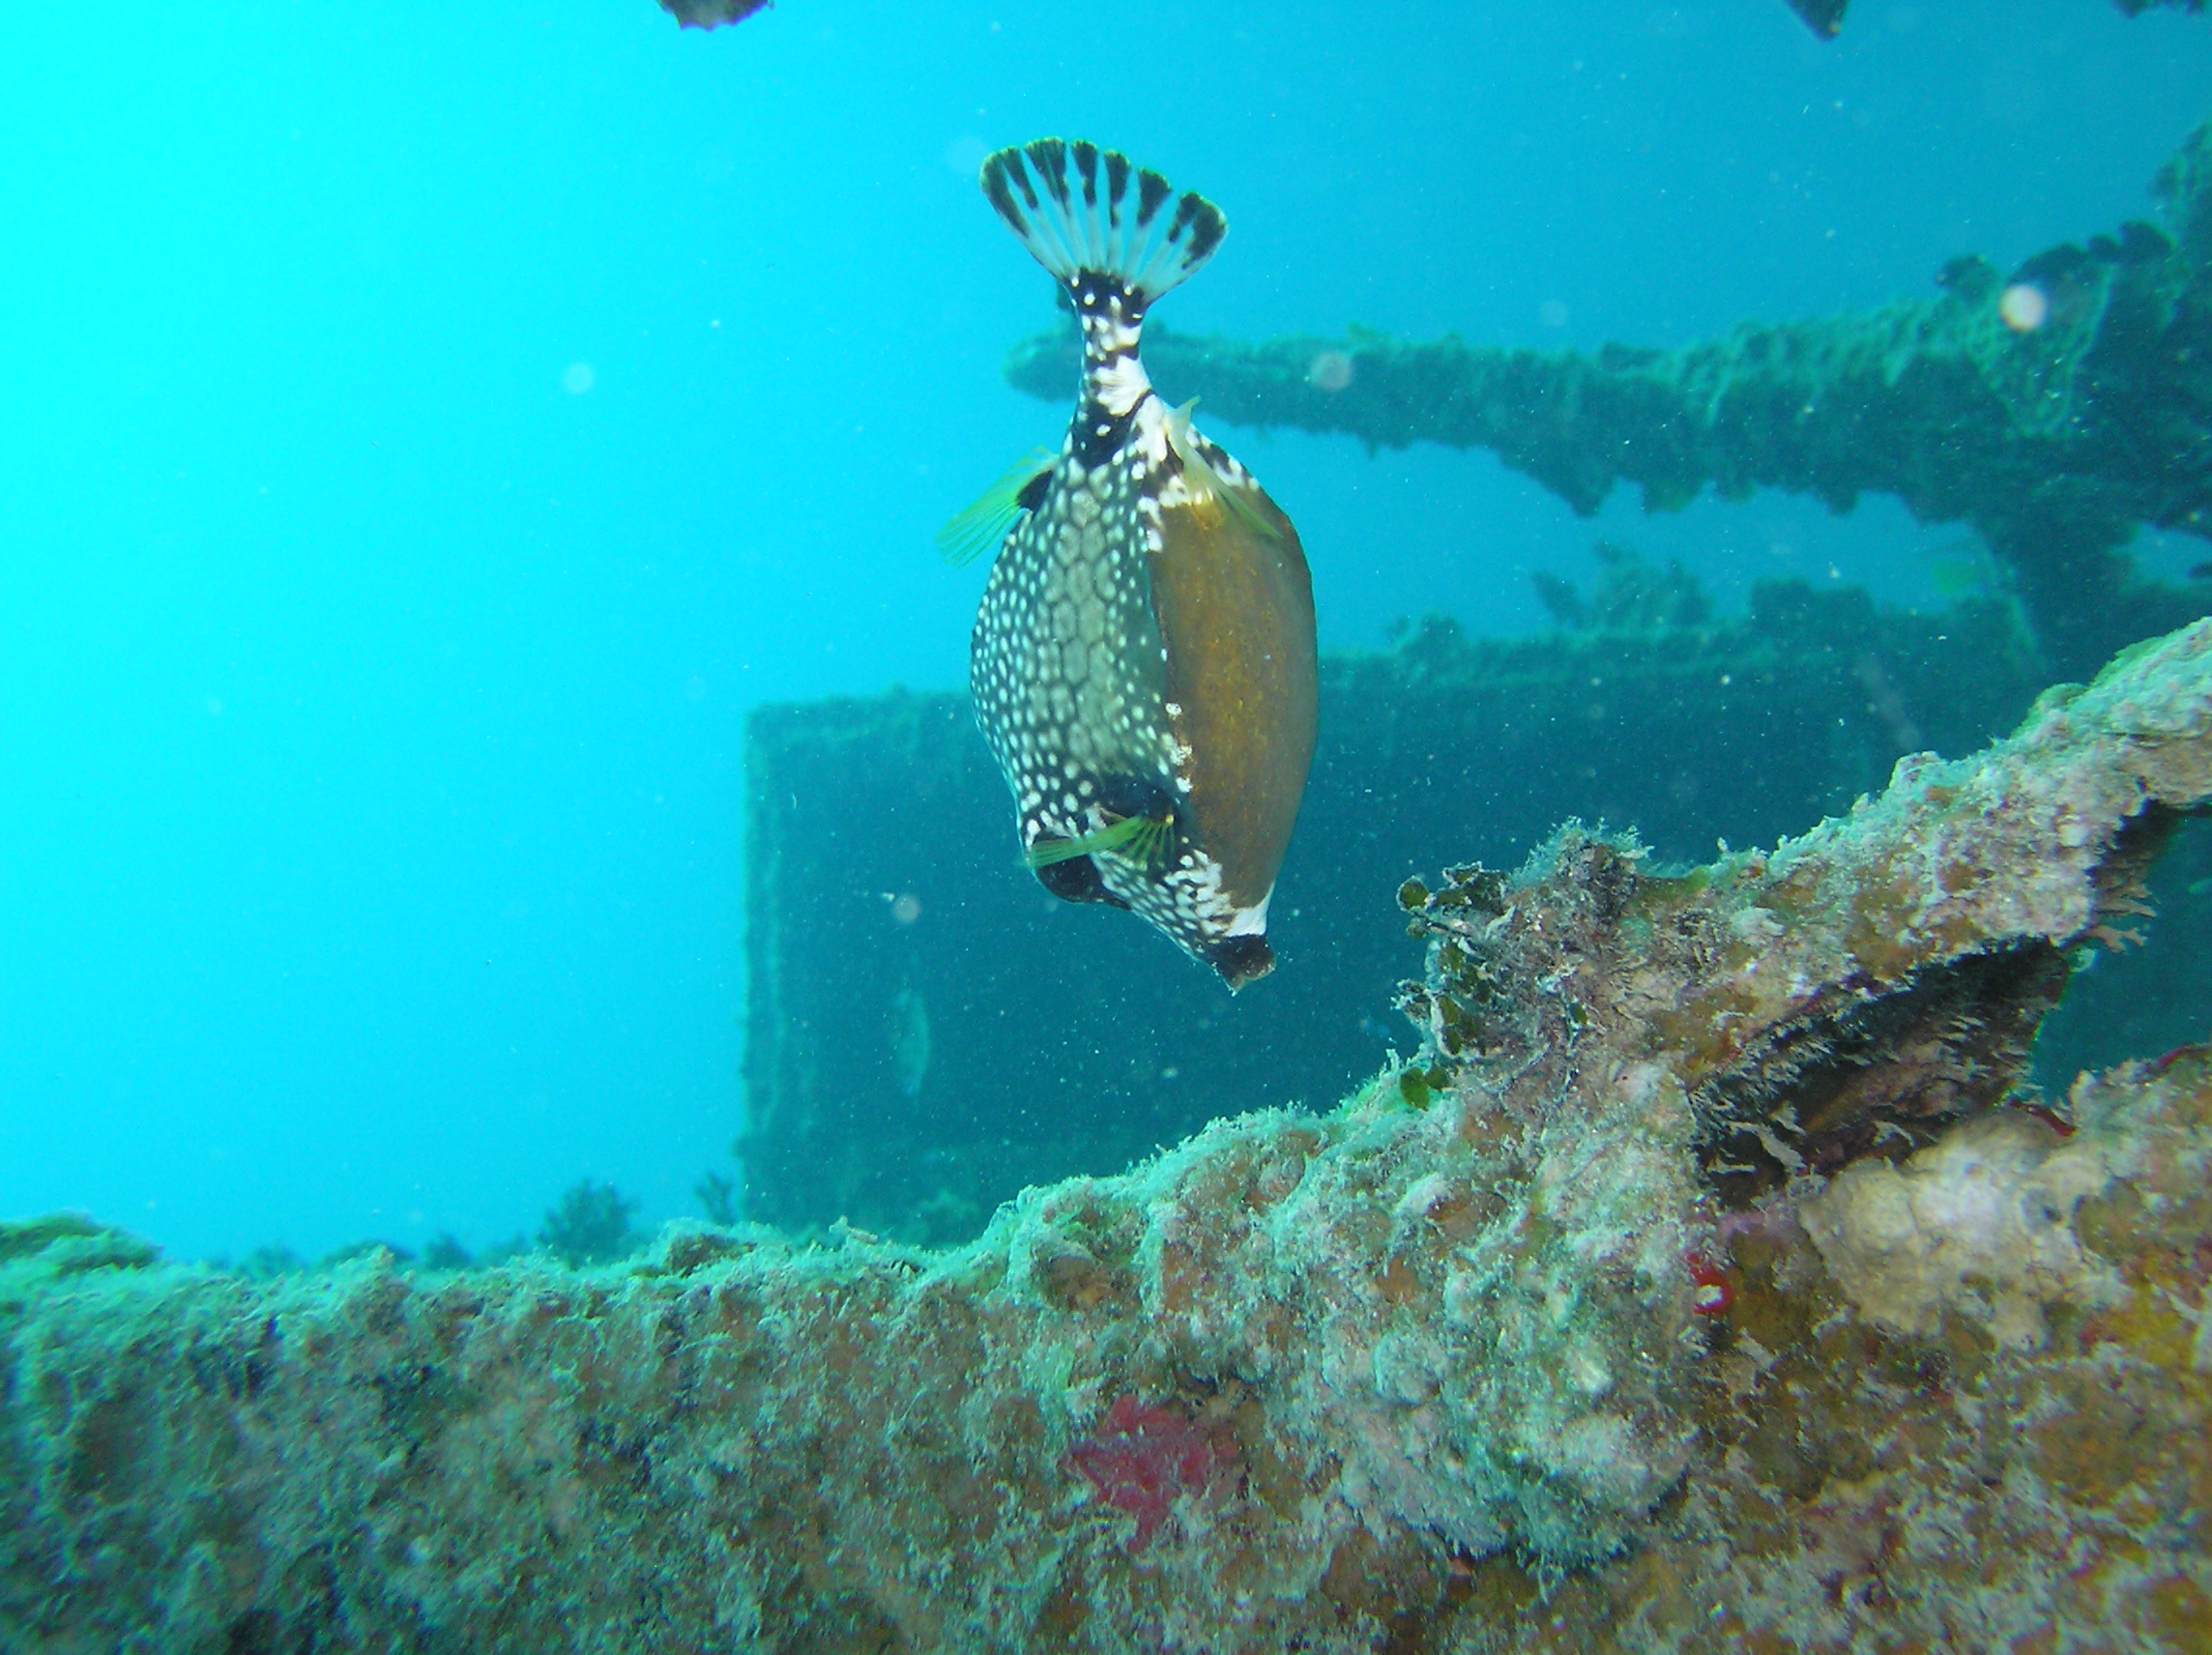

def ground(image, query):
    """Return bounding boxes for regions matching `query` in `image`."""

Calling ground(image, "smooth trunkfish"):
[943,138,1319,990]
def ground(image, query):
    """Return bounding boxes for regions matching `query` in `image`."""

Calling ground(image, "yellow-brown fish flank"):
[962,140,1318,990]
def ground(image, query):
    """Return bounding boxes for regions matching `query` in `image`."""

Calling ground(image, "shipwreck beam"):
[1008,125,2212,679]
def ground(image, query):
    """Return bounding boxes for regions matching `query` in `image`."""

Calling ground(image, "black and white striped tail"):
[980,138,1227,303]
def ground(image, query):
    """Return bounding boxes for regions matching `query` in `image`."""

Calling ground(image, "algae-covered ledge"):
[3,620,2210,1652]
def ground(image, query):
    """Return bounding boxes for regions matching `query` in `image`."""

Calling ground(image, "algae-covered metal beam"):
[657,0,771,28]
[1781,0,1849,38]
[1802,0,2208,32]
[4,622,2209,1651]
[1008,125,2212,678]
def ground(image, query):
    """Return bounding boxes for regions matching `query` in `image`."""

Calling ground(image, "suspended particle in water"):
[563,363,597,394]
[1998,283,2047,333]
[1306,349,1354,392]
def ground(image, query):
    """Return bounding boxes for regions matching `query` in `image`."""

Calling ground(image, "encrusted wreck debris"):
[656,0,771,28]
[3,621,2206,1650]
[1008,124,2212,680]
[1781,0,1849,38]
[1395,622,2211,1200]
[1799,0,2207,33]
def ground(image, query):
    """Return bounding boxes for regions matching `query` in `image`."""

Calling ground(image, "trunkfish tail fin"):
[980,138,1227,304]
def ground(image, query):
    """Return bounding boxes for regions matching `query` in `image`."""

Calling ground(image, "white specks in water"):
[2000,282,2048,333]
[1307,348,1355,391]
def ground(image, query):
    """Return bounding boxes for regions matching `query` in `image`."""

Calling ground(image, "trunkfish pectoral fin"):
[1023,810,1176,873]
[937,449,1058,568]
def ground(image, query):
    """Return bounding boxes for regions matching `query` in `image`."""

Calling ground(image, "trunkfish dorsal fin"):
[980,138,1227,303]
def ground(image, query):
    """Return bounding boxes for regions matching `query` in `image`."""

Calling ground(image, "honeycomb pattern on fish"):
[971,450,1178,855]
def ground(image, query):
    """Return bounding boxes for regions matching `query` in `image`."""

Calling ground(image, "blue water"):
[3,0,2208,1263]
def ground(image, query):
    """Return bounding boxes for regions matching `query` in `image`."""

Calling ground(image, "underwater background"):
[4,0,2211,1267]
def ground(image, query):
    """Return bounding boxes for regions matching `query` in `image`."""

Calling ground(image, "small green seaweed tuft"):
[538,1178,640,1266]
[238,1243,306,1280]
[420,1232,473,1271]
[695,1172,740,1227]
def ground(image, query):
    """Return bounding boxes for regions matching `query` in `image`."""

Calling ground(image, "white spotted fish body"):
[955,139,1318,990]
